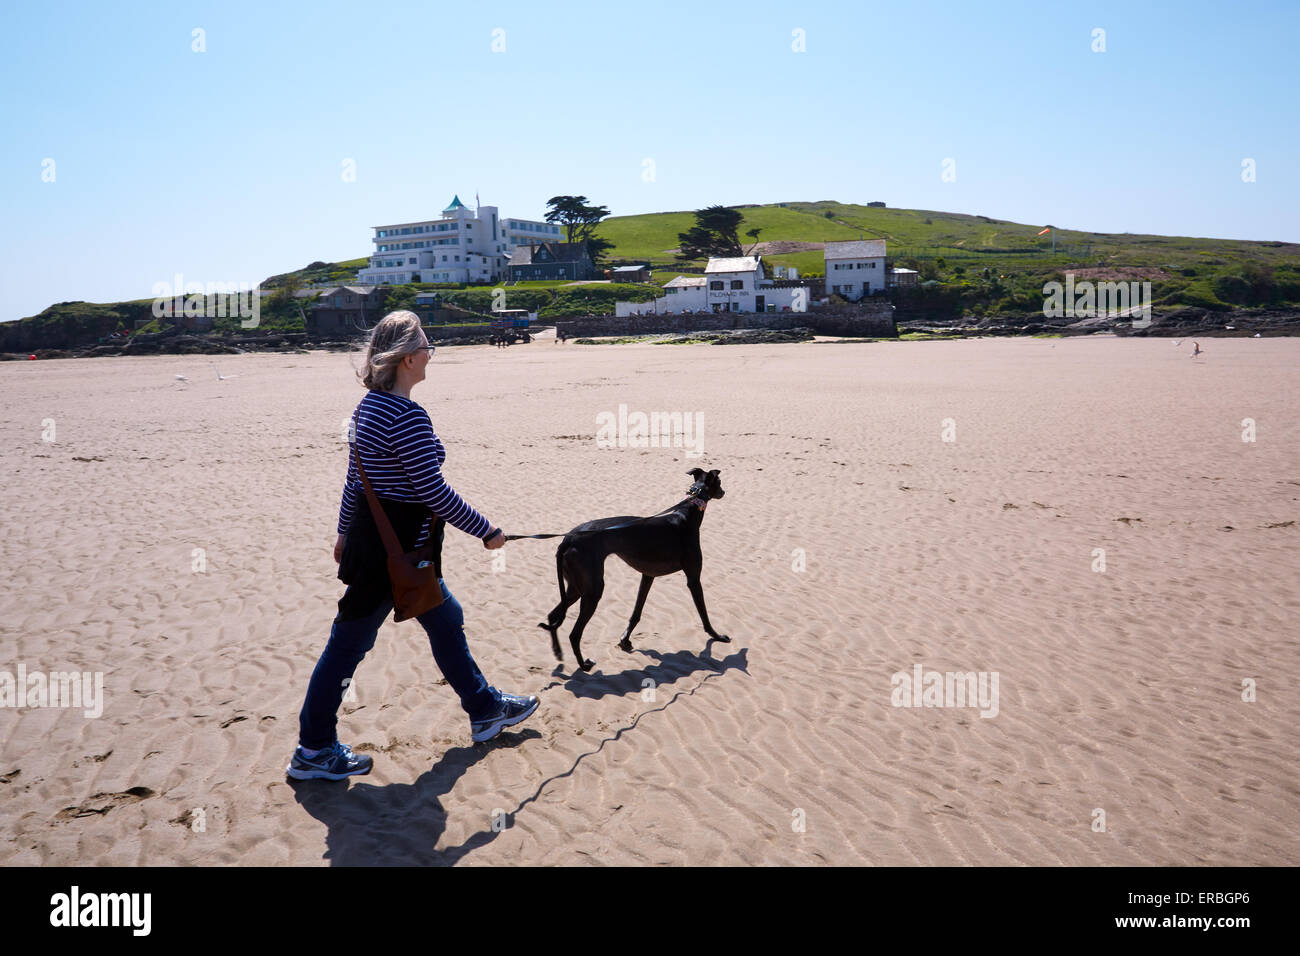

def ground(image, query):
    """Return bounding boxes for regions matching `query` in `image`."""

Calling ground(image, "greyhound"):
[538,468,728,672]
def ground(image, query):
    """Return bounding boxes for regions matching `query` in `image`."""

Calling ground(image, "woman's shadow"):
[289,728,542,867]
[290,642,748,866]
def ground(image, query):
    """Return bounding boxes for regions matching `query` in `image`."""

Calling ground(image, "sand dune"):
[0,336,1296,865]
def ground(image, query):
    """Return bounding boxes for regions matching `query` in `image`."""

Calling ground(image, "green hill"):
[595,200,1300,314]
[5,202,1298,351]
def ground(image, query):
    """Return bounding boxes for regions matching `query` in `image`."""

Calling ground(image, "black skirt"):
[336,496,445,621]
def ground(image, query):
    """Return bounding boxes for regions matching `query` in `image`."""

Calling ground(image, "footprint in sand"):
[55,787,155,821]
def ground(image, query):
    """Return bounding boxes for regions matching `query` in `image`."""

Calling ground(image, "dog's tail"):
[554,541,569,604]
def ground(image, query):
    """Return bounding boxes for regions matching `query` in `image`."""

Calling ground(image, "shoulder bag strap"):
[351,406,405,558]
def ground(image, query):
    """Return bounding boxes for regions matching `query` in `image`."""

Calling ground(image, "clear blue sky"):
[2,0,1297,321]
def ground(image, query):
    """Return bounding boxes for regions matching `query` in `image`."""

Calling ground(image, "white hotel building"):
[356,195,563,285]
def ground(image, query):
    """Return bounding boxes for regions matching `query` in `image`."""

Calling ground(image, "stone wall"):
[424,323,494,340]
[556,303,895,339]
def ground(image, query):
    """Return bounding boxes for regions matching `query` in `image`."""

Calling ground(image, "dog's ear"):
[687,468,705,479]
[707,469,720,478]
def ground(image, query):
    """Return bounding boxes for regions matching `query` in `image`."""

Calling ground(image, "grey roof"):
[824,239,886,260]
[309,285,380,302]
[611,265,649,273]
[664,275,706,288]
[508,242,590,266]
[705,256,762,274]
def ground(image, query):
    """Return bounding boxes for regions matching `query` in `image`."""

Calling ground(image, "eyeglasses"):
[413,345,436,355]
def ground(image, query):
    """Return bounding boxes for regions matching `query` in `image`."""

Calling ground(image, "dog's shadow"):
[288,729,542,866]
[547,642,750,700]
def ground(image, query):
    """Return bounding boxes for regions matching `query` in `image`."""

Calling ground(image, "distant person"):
[1192,342,1202,358]
[289,311,537,781]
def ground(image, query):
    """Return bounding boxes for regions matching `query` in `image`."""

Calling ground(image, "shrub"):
[1212,274,1251,305]
[1157,286,1229,311]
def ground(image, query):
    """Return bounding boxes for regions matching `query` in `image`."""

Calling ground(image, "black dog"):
[539,468,729,672]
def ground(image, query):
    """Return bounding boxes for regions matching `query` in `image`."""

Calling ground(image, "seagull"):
[211,362,236,381]
[174,374,187,382]
[1172,340,1181,347]
[1225,325,1235,331]
[1254,332,1261,338]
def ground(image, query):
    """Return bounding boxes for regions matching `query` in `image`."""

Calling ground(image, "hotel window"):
[730,280,743,289]
[710,281,724,290]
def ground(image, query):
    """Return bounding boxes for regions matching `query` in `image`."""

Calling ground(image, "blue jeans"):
[298,579,501,750]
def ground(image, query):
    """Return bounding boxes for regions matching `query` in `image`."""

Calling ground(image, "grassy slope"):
[236,201,1300,302]
[597,200,1299,288]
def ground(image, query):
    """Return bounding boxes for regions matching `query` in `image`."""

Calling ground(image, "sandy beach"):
[0,334,1296,866]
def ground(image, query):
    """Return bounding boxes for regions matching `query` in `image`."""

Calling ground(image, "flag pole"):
[1038,225,1055,254]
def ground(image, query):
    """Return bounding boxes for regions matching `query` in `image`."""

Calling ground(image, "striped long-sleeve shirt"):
[338,389,493,546]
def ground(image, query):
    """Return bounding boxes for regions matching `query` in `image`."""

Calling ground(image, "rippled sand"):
[1,334,1296,865]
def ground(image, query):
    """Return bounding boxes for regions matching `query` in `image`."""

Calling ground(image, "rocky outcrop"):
[899,307,1300,338]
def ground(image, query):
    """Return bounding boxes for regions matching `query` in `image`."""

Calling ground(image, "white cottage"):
[616,255,809,316]
[824,239,887,300]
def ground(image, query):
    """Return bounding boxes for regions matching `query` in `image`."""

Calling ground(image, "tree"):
[545,195,614,267]
[585,237,614,266]
[545,195,611,245]
[745,228,763,255]
[676,205,745,261]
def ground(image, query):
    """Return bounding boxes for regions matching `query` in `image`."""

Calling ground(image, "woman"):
[289,311,538,780]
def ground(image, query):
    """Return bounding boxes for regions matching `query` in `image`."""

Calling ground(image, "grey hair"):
[357,310,424,391]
